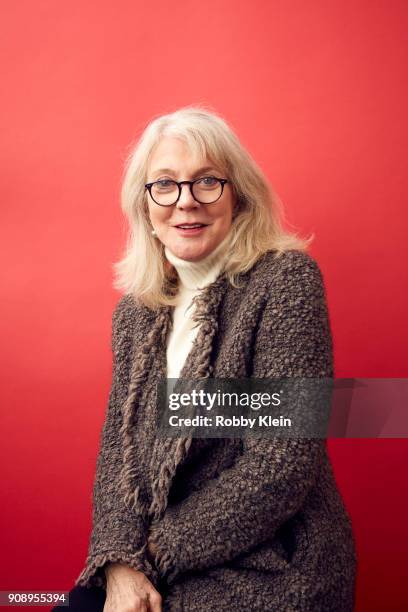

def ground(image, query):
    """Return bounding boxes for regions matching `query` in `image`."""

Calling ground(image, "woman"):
[59,106,357,611]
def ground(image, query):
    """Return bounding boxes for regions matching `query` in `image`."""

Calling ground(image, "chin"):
[171,240,212,261]
[179,249,206,262]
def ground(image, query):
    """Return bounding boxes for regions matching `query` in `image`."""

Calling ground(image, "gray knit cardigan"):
[75,249,357,611]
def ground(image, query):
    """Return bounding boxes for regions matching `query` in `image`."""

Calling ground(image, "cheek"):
[148,203,168,226]
[218,200,234,225]
[210,199,233,223]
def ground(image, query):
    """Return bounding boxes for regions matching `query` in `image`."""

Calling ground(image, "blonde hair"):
[113,104,312,309]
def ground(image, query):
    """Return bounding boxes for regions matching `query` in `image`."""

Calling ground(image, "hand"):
[103,562,162,612]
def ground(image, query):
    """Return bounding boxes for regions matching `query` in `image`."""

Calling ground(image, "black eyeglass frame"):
[144,177,229,207]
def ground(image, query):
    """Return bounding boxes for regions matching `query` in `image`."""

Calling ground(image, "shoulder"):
[252,251,333,364]
[110,294,154,352]
[111,294,136,330]
[255,248,322,278]
[248,249,326,296]
[111,291,166,344]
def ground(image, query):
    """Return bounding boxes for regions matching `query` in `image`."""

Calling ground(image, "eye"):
[154,179,177,191]
[150,179,177,196]
[196,176,218,186]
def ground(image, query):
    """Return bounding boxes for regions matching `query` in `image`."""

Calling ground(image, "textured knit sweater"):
[164,232,231,378]
[75,248,357,611]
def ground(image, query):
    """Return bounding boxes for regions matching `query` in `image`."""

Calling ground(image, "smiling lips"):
[174,223,208,235]
[174,222,208,228]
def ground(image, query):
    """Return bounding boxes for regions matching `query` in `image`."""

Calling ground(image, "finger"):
[135,598,148,612]
[147,590,162,612]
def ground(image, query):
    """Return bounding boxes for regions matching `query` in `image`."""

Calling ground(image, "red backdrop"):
[1,1,407,610]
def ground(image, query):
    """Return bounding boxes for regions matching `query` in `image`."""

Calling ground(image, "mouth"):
[173,222,209,236]
[174,223,209,229]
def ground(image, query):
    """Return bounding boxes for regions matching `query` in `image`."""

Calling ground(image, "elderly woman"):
[59,107,357,611]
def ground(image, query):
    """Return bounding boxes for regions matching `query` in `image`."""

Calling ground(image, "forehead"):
[147,136,217,176]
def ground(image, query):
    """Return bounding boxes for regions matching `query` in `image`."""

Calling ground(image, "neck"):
[164,232,231,291]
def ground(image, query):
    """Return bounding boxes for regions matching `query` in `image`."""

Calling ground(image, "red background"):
[1,1,407,610]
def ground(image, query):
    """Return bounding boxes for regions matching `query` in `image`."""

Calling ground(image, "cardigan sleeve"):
[149,252,334,585]
[75,296,158,590]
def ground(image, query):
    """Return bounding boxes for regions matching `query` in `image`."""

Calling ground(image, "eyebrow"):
[150,166,219,179]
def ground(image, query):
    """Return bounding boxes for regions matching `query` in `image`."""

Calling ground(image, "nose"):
[176,183,200,209]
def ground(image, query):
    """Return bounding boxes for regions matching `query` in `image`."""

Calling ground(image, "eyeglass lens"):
[151,177,222,205]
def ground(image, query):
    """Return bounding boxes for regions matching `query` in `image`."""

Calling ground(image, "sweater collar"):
[120,265,232,529]
[164,231,231,291]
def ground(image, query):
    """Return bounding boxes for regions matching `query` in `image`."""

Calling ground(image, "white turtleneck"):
[164,233,231,378]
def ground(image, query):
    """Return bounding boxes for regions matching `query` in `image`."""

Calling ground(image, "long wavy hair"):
[113,104,312,309]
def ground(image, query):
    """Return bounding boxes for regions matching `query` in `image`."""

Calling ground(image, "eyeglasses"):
[145,176,229,207]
